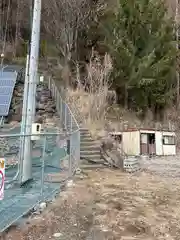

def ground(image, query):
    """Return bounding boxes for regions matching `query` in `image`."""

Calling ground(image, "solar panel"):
[0,72,17,78]
[0,70,17,116]
[0,79,15,87]
[1,65,23,72]
[0,105,9,116]
[0,95,12,105]
[0,86,13,95]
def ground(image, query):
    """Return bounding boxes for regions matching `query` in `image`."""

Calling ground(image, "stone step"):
[80,134,92,139]
[80,159,101,164]
[80,163,106,170]
[80,145,100,151]
[80,154,102,160]
[80,138,94,143]
[81,141,100,147]
[80,133,92,139]
[80,150,100,156]
[81,158,105,164]
[80,129,91,134]
[80,128,89,132]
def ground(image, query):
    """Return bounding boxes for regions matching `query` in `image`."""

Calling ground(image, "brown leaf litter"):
[2,168,180,240]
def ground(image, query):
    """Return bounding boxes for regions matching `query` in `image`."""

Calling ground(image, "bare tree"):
[43,0,93,68]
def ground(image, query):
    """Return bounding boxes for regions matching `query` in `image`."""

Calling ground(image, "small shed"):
[110,128,176,156]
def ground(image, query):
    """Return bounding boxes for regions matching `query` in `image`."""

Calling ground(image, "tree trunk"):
[177,70,179,109]
[124,84,128,109]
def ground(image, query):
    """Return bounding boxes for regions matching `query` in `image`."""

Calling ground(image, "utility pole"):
[21,0,41,183]
[176,0,180,108]
[19,54,29,181]
[31,0,41,123]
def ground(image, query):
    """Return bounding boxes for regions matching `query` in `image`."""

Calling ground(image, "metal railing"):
[48,77,80,168]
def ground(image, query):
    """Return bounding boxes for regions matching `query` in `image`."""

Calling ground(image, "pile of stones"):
[9,83,58,124]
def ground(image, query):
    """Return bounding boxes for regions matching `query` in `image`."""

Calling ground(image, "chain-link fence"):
[0,78,81,232]
[48,77,80,167]
[0,129,79,232]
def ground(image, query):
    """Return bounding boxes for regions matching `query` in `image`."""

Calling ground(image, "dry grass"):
[3,167,180,240]
[66,50,177,139]
[66,50,114,137]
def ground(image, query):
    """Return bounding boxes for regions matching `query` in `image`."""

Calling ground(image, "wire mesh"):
[0,78,80,232]
[48,77,80,166]
[0,130,78,232]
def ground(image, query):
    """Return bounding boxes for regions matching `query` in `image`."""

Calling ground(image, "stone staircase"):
[80,128,106,168]
[50,80,106,168]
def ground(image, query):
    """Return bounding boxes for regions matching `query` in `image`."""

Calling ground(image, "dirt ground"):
[2,159,180,240]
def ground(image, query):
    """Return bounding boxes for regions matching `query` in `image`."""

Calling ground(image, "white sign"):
[40,75,44,82]
[0,158,5,200]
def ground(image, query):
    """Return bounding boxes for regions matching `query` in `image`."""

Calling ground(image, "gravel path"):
[141,155,180,178]
[4,168,180,240]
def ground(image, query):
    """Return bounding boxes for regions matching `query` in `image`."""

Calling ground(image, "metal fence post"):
[76,130,80,169]
[52,83,55,98]
[64,105,67,129]
[55,85,57,102]
[60,98,63,123]
[48,76,51,89]
[41,136,46,199]
[69,115,73,177]
[57,90,60,113]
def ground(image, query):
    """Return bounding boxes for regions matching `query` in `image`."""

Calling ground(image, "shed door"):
[140,133,148,155]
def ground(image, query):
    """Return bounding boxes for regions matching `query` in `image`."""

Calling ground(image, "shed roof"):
[110,128,175,134]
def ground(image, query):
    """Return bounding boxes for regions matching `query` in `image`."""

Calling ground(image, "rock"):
[46,107,54,113]
[75,168,81,175]
[9,81,61,128]
[36,103,45,110]
[40,96,49,103]
[36,109,45,115]
[14,104,23,113]
[12,114,22,122]
[9,121,19,126]
[67,180,74,187]
[39,202,47,211]
[37,86,44,92]
[53,232,63,238]
[35,116,43,124]
[16,92,23,97]
[101,137,114,150]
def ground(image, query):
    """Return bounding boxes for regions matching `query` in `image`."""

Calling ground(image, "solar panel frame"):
[0,71,18,116]
[0,72,17,78]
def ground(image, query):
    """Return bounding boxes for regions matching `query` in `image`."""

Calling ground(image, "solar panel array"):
[0,71,17,116]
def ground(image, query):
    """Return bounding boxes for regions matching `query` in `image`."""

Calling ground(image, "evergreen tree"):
[104,0,176,115]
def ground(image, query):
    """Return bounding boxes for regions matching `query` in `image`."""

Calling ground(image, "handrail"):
[48,77,79,130]
[48,76,80,168]
[59,91,79,129]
